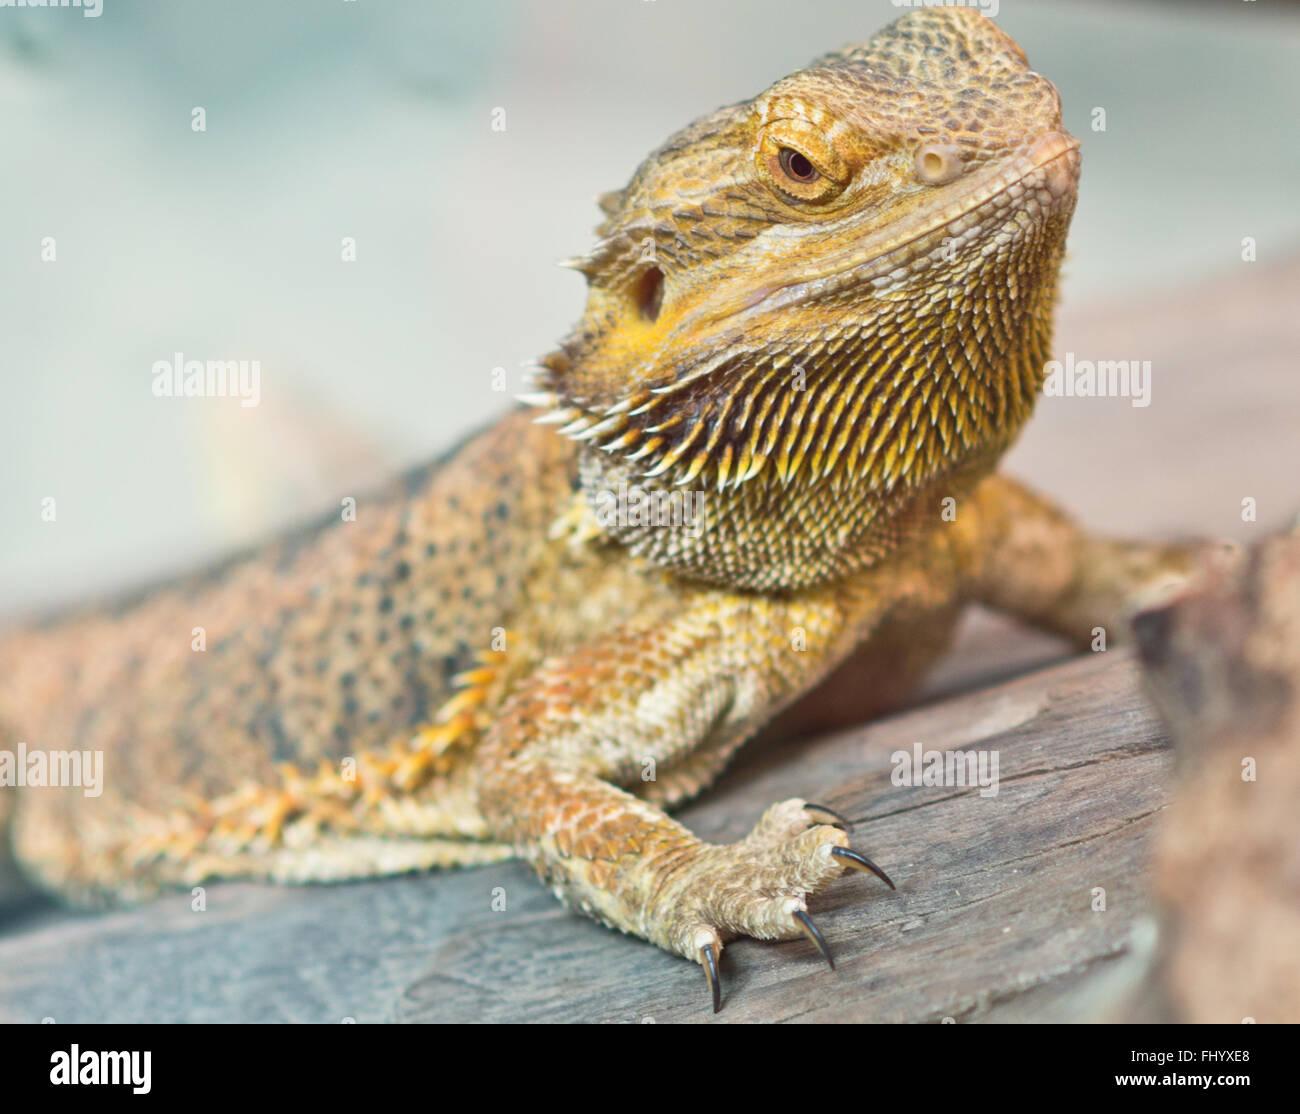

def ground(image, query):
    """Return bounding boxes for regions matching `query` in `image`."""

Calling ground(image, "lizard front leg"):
[952,474,1234,646]
[472,589,897,1011]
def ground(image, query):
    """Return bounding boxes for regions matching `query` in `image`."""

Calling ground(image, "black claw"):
[793,909,834,970]
[804,802,851,830]
[700,942,721,1014]
[831,846,897,890]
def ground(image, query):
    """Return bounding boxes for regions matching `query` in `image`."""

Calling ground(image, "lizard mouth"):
[722,130,1081,323]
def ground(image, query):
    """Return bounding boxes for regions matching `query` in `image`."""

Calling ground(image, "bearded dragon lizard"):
[0,8,1214,1013]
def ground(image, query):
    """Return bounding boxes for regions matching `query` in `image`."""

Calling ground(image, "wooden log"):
[0,650,1171,1023]
[1134,531,1300,1024]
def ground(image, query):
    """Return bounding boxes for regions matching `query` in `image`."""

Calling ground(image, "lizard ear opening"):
[635,267,664,323]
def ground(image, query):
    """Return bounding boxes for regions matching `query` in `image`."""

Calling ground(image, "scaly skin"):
[0,9,1212,1010]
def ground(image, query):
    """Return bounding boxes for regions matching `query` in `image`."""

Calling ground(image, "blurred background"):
[1,0,1298,615]
[2,0,1299,1028]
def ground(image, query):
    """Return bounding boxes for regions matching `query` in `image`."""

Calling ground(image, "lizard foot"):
[659,798,895,1013]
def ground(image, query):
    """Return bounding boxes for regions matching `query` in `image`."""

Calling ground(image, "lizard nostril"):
[636,267,664,323]
[914,143,962,186]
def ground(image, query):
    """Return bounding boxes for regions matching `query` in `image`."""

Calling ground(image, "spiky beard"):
[533,247,1058,480]
[517,203,1068,590]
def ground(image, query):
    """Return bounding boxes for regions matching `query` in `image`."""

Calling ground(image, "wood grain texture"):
[0,650,1168,1023]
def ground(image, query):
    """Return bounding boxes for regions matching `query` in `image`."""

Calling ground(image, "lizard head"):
[527,8,1081,590]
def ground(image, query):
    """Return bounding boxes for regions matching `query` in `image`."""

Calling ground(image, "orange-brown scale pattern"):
[0,10,1218,1008]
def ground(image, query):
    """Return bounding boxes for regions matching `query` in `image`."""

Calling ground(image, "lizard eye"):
[779,147,819,183]
[914,143,963,186]
[754,120,848,205]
